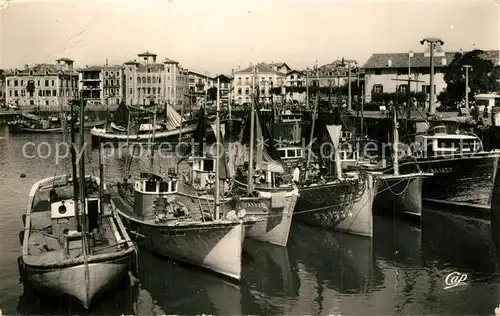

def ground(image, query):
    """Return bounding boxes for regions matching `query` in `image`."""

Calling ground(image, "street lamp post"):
[420,37,444,115]
[462,65,472,109]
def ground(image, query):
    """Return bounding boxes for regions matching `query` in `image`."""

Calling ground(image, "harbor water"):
[2,126,500,315]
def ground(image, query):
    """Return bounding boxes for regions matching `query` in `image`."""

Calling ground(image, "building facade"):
[214,74,232,107]
[5,58,78,109]
[79,65,125,107]
[0,70,5,106]
[362,45,500,103]
[233,63,285,105]
[188,71,213,106]
[123,51,189,108]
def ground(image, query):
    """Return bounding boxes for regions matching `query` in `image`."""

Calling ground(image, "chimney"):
[105,58,108,66]
[388,59,392,67]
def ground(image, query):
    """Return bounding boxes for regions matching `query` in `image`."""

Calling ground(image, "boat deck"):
[25,181,127,266]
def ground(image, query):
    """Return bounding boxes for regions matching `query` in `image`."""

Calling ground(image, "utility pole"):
[421,37,444,115]
[462,65,472,109]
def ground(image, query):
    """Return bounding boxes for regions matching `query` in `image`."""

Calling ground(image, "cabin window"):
[372,84,383,94]
[296,149,303,157]
[58,205,67,214]
[286,149,295,157]
[159,181,169,192]
[279,150,286,158]
[203,159,215,172]
[171,179,178,192]
[145,180,157,192]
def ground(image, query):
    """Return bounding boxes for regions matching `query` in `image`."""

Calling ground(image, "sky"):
[0,0,498,76]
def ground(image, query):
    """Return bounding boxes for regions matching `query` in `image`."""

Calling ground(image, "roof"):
[235,63,286,75]
[163,58,178,64]
[363,50,500,69]
[269,62,291,69]
[286,70,305,76]
[81,65,102,71]
[188,70,213,79]
[214,74,232,81]
[5,63,78,76]
[56,57,74,63]
[138,51,157,57]
[124,60,140,65]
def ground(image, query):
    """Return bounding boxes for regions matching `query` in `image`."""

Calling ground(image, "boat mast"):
[124,109,132,176]
[248,66,256,193]
[215,77,221,220]
[392,105,400,176]
[69,98,80,229]
[179,95,185,142]
[149,103,158,172]
[305,64,319,180]
[78,91,91,304]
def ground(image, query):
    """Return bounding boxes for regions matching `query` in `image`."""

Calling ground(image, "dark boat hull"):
[9,121,106,134]
[376,153,500,212]
[293,173,376,237]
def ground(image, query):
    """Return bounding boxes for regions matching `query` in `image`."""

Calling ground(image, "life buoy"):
[206,173,215,185]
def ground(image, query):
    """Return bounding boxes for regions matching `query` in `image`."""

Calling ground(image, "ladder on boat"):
[197,196,214,222]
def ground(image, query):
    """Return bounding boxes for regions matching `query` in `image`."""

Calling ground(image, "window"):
[422,85,437,94]
[152,77,157,84]
[38,90,42,96]
[147,68,151,73]
[30,100,34,105]
[129,76,132,81]
[147,77,151,84]
[14,80,18,86]
[375,70,382,75]
[45,100,49,105]
[372,84,383,94]
[137,77,141,84]
[6,80,9,86]
[398,84,408,94]
[238,88,242,95]
[203,159,215,171]
[9,90,12,97]
[158,77,161,84]
[37,80,40,86]
[53,90,57,96]
[105,79,108,86]
[111,79,114,86]
[44,80,49,86]
[20,80,24,86]
[29,70,33,75]
[21,90,26,97]
[142,76,146,84]
[147,87,151,94]
[51,80,55,86]
[142,87,146,94]
[152,87,156,94]
[137,88,141,95]
[105,71,108,76]
[245,77,250,85]
[158,88,161,94]
[130,88,132,94]
[245,88,249,95]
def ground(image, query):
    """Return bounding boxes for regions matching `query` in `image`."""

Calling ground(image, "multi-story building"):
[0,70,6,106]
[188,71,213,106]
[232,63,286,105]
[123,51,189,108]
[79,65,125,107]
[362,44,500,102]
[214,74,232,107]
[5,58,78,109]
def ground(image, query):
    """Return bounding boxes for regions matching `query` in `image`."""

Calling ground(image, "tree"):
[438,49,500,109]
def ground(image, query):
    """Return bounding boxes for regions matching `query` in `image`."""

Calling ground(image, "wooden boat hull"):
[374,173,431,218]
[10,121,106,134]
[376,152,500,212]
[234,190,299,247]
[90,123,199,145]
[293,173,376,237]
[118,215,244,281]
[20,175,137,309]
[21,253,132,309]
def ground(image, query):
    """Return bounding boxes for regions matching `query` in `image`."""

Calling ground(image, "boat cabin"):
[417,125,482,157]
[50,197,103,257]
[187,154,217,189]
[133,173,179,218]
[279,110,303,123]
[277,146,304,160]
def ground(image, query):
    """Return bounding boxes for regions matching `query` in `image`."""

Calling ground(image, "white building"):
[5,58,78,109]
[362,45,500,103]
[232,63,286,106]
[123,51,189,108]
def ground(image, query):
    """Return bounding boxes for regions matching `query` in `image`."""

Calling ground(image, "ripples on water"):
[2,127,500,315]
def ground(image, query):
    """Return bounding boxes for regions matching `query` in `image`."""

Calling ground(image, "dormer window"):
[29,70,33,75]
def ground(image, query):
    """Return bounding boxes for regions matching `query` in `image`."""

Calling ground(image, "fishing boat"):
[8,111,105,134]
[90,103,199,145]
[18,97,137,309]
[235,69,376,237]
[112,99,254,281]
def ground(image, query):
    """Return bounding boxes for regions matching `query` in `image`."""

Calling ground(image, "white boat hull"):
[23,255,131,308]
